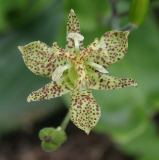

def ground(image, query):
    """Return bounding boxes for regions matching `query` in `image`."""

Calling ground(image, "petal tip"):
[17,46,22,51]
[27,98,31,102]
[134,83,137,87]
[85,129,91,135]
[86,132,90,135]
[70,9,74,13]
[27,97,31,102]
[125,30,131,37]
[130,80,137,87]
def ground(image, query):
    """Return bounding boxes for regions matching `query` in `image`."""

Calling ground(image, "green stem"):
[108,0,120,30]
[60,111,70,130]
[120,23,138,31]
[107,0,138,31]
[112,15,119,30]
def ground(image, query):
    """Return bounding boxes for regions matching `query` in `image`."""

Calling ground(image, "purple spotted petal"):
[18,41,67,78]
[27,75,72,102]
[66,9,84,52]
[88,72,137,90]
[87,31,130,68]
[69,90,101,134]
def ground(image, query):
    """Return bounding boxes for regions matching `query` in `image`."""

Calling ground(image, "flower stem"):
[107,0,138,31]
[108,0,120,30]
[120,23,138,31]
[60,111,70,130]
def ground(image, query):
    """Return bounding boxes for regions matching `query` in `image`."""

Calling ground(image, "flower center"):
[49,33,109,92]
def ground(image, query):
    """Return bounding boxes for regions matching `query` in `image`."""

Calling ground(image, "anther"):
[67,33,84,41]
[67,33,84,54]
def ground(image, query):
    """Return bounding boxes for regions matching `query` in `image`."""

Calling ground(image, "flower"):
[18,9,137,134]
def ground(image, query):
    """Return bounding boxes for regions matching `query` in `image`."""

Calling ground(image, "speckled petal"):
[18,41,67,78]
[66,9,84,53]
[88,72,137,90]
[87,31,130,68]
[69,90,101,134]
[27,75,72,102]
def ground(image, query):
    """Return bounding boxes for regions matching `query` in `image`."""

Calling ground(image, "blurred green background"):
[0,0,159,159]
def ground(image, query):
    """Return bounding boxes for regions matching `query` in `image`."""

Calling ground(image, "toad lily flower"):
[18,9,137,134]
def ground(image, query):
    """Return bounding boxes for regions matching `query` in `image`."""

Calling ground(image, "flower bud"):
[129,0,150,26]
[41,141,59,152]
[39,127,67,152]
